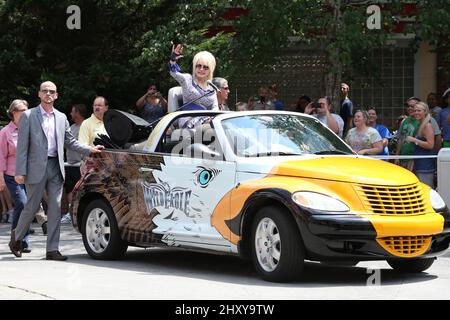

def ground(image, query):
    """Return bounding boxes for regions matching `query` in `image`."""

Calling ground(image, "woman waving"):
[169,44,218,111]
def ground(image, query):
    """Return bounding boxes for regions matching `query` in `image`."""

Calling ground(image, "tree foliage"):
[0,0,232,117]
[0,0,449,119]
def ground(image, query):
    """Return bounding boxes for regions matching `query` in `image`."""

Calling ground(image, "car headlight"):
[430,189,446,211]
[292,191,350,212]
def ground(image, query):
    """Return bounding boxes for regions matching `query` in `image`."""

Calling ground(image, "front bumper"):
[294,208,450,262]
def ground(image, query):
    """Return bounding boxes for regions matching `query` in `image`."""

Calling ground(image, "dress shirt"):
[78,114,109,147]
[39,105,58,157]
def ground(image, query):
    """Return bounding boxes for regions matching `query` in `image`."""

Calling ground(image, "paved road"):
[1,223,450,300]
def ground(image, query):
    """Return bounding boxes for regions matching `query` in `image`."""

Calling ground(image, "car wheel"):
[81,199,128,260]
[387,258,435,273]
[251,206,305,282]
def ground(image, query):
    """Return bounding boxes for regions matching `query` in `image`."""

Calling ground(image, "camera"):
[311,101,321,109]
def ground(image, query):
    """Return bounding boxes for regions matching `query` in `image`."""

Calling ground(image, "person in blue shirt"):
[368,107,392,156]
[268,84,284,110]
[135,83,168,124]
[438,88,450,148]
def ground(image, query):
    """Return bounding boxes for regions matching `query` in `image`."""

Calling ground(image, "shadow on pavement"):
[0,224,440,288]
[68,248,438,288]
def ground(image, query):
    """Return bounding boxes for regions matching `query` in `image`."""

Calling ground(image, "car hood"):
[238,156,419,186]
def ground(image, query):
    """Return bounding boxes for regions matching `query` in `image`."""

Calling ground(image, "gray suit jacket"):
[16,106,91,184]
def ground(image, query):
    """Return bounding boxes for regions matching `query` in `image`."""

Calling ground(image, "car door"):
[145,113,237,253]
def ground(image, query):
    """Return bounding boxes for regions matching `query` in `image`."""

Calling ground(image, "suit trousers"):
[15,158,64,252]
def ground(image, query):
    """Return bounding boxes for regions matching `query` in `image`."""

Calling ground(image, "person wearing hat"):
[438,88,450,148]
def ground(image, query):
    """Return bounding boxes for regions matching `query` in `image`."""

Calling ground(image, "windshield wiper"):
[314,150,349,155]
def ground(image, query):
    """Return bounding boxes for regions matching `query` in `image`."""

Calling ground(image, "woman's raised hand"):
[170,44,184,62]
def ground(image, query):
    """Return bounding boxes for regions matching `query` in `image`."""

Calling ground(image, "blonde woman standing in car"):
[169,44,218,111]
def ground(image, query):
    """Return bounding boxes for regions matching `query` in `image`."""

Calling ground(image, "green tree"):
[1,0,449,120]
[220,1,450,107]
[132,1,234,87]
[224,0,401,107]
[0,0,234,119]
[0,0,169,115]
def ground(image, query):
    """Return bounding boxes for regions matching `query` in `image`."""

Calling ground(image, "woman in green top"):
[395,98,420,171]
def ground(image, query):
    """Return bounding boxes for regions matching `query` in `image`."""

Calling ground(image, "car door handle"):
[139,168,154,173]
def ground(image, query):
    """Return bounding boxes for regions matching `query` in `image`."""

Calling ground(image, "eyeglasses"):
[15,109,27,112]
[195,64,210,71]
[222,87,230,91]
[41,89,57,95]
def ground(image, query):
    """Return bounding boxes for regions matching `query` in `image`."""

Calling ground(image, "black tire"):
[250,206,305,282]
[81,199,128,260]
[387,258,435,273]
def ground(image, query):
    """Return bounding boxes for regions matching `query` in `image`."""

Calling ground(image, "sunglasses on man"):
[41,89,57,95]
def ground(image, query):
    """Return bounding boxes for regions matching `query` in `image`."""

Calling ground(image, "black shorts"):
[64,166,81,193]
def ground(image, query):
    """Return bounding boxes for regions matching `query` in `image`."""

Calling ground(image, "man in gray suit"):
[9,81,104,261]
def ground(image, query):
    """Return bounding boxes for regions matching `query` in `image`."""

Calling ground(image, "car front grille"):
[377,236,432,258]
[355,183,427,215]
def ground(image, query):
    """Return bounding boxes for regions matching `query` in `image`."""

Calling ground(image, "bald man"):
[10,81,104,261]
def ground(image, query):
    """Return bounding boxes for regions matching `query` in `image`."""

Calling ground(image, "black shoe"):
[46,251,68,261]
[41,222,47,235]
[22,248,32,254]
[9,230,22,258]
[28,228,35,235]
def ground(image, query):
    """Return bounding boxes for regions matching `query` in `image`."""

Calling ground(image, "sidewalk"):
[0,221,84,266]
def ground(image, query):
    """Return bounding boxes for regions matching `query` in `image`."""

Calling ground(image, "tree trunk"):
[324,0,344,111]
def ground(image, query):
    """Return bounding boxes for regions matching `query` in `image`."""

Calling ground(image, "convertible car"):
[70,110,450,282]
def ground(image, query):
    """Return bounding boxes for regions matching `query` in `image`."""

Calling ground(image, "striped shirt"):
[169,63,218,110]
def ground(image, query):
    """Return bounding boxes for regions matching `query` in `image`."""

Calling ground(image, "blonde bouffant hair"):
[192,51,216,81]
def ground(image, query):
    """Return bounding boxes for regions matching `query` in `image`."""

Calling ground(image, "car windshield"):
[221,114,354,157]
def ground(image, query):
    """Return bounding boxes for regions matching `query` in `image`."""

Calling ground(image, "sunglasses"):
[41,89,57,95]
[195,64,210,71]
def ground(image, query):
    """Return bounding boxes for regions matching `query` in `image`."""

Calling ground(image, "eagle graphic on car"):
[141,164,229,248]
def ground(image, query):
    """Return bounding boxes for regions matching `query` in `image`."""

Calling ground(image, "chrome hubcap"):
[86,208,111,253]
[255,218,281,272]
